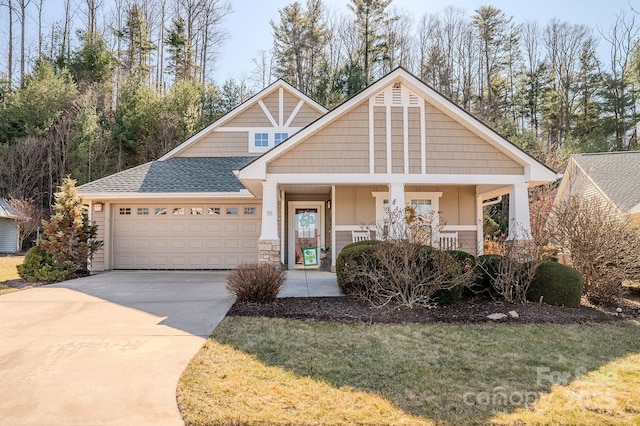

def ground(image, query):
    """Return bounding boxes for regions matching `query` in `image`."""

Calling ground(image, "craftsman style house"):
[78,68,558,271]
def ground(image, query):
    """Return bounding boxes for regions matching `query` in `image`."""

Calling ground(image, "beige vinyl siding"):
[458,231,478,255]
[267,101,370,174]
[335,185,378,226]
[408,108,421,173]
[176,131,253,157]
[282,89,300,123]
[91,208,106,271]
[224,103,273,127]
[391,107,404,173]
[425,104,523,175]
[436,186,476,226]
[374,107,386,173]
[290,103,323,127]
[261,91,280,122]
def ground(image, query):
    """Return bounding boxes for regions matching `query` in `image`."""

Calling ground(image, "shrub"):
[475,254,504,294]
[17,246,68,283]
[527,261,584,307]
[335,240,380,295]
[226,262,286,303]
[447,250,479,298]
[39,177,103,278]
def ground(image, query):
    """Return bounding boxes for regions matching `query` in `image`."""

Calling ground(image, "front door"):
[288,202,324,269]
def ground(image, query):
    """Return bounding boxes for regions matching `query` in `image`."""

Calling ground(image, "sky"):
[215,0,638,83]
[6,0,639,85]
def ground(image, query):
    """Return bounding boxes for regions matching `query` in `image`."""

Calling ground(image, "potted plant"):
[320,247,330,260]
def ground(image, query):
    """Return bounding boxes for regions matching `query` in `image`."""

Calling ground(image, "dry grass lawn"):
[0,256,23,295]
[178,317,640,426]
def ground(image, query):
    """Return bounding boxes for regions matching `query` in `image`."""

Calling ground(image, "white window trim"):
[372,191,443,244]
[248,128,301,153]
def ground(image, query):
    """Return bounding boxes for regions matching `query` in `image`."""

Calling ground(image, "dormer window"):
[274,133,288,145]
[254,133,269,147]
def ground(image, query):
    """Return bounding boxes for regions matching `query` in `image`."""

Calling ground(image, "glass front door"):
[294,208,319,266]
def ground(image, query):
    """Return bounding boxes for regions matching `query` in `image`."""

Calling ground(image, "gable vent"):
[392,87,402,105]
[374,92,385,105]
[409,92,419,106]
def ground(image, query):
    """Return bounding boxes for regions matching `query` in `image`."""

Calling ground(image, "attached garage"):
[111,203,261,270]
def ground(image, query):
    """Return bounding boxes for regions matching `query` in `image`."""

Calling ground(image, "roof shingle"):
[77,157,255,194]
[572,152,640,212]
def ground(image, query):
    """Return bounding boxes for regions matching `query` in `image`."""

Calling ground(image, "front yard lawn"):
[0,255,23,295]
[178,317,640,426]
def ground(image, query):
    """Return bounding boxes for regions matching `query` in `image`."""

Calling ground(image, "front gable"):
[160,80,327,160]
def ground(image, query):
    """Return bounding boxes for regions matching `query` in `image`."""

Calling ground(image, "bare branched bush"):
[341,207,476,308]
[552,195,640,303]
[226,262,286,304]
[479,233,542,303]
[8,197,44,251]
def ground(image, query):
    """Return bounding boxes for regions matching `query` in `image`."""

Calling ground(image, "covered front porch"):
[257,181,532,270]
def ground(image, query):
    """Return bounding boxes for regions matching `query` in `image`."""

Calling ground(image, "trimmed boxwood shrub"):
[527,261,584,307]
[335,240,380,294]
[17,246,68,283]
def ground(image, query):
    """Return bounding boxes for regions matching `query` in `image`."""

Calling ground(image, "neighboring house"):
[77,68,559,272]
[555,151,640,223]
[0,199,26,253]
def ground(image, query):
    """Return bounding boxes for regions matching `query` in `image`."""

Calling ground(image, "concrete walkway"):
[0,271,233,426]
[280,270,342,297]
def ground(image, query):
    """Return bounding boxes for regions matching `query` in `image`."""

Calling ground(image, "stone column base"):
[258,239,281,264]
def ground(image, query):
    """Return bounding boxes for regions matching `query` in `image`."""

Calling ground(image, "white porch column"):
[388,183,405,210]
[258,181,280,263]
[388,183,405,239]
[508,184,532,240]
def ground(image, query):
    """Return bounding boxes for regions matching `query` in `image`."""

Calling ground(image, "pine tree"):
[348,0,392,84]
[39,176,102,277]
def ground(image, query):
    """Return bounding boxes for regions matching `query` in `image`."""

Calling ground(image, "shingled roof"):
[572,151,640,212]
[77,157,255,194]
[0,198,27,220]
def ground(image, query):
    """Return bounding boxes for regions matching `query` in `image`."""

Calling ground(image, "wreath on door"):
[298,212,316,228]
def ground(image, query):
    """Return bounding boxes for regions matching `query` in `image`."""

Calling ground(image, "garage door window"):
[137,207,149,215]
[119,208,131,215]
[190,207,203,215]
[208,207,220,215]
[155,207,167,215]
[226,207,239,215]
[172,207,185,215]
[244,207,256,215]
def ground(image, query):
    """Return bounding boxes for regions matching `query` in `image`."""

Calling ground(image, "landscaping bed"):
[229,294,640,324]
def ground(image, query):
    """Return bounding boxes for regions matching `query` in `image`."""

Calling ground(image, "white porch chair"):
[352,230,371,243]
[438,232,459,251]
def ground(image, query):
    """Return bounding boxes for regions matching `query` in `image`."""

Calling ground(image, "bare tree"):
[250,49,274,89]
[5,0,14,86]
[8,197,44,250]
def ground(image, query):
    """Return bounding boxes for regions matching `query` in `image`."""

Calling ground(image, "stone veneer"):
[258,239,280,263]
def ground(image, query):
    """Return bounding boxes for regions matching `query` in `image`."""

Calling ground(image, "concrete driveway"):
[0,271,233,426]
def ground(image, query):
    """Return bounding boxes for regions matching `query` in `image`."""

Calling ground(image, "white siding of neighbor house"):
[0,218,19,253]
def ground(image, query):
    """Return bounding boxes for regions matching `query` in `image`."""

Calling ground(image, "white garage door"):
[113,203,261,269]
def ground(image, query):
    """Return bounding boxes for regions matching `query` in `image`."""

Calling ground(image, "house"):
[0,199,26,253]
[77,68,559,272]
[555,151,640,223]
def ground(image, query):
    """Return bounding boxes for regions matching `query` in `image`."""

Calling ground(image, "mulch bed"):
[229,295,640,325]
[1,278,43,290]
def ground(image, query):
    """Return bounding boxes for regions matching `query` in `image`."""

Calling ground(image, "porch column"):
[258,181,281,264]
[508,184,532,240]
[388,183,405,239]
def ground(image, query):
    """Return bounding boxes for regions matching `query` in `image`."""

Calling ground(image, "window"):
[410,199,433,221]
[244,207,257,215]
[254,133,268,147]
[226,207,238,215]
[190,207,203,215]
[208,207,220,215]
[137,207,149,215]
[155,207,167,215]
[172,207,185,216]
[119,208,131,215]
[274,133,288,145]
